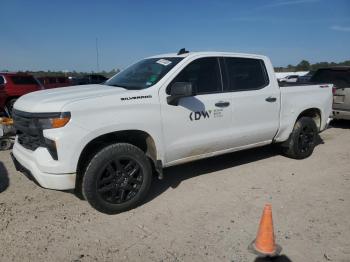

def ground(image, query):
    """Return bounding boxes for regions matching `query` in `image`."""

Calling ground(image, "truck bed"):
[278,81,322,87]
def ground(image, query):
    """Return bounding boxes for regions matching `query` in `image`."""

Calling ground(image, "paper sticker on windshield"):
[156,59,172,66]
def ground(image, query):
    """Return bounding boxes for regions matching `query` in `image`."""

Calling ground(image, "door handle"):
[265,97,277,102]
[215,101,230,108]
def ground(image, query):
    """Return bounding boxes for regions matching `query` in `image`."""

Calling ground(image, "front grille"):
[13,110,45,151]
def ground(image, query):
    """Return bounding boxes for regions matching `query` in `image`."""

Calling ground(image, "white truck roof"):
[148,51,268,60]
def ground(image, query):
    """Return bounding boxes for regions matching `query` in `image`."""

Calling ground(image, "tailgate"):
[333,86,350,111]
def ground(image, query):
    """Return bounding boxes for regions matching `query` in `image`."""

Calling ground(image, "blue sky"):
[1,0,349,72]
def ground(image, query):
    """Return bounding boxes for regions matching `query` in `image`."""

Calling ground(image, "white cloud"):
[265,0,319,7]
[330,25,350,32]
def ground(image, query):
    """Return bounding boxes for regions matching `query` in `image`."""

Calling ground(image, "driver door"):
[159,57,233,165]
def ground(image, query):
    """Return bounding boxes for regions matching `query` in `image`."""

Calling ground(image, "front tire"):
[282,117,318,159]
[82,143,152,214]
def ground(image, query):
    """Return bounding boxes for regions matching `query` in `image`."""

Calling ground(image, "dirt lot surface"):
[0,121,349,262]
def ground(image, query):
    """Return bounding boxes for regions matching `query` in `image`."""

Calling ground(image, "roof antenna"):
[177,48,189,55]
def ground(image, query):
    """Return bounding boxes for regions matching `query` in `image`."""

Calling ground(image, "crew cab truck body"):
[12,51,332,214]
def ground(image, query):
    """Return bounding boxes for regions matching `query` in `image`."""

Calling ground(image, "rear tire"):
[82,143,152,214]
[282,117,318,159]
[0,139,12,150]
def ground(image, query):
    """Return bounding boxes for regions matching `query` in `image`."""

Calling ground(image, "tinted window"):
[311,69,350,88]
[11,76,38,85]
[224,58,269,91]
[106,57,183,90]
[57,77,67,83]
[49,77,57,83]
[170,57,222,94]
[0,76,4,85]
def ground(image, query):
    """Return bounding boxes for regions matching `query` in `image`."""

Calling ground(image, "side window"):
[224,57,269,91]
[0,76,4,85]
[170,57,222,95]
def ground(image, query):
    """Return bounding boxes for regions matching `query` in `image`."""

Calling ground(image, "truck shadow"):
[146,135,325,205]
[145,145,281,204]
[0,161,9,193]
[329,119,350,129]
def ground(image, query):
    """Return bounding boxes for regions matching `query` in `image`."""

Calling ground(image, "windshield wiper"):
[106,84,142,90]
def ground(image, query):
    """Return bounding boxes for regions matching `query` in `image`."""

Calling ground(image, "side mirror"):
[167,82,194,106]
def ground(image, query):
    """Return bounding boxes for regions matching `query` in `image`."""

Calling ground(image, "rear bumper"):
[332,109,350,120]
[12,143,76,190]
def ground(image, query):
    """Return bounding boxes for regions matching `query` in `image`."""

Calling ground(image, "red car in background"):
[37,76,70,89]
[0,72,42,115]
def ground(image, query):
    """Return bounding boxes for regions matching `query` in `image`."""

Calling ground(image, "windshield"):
[105,57,183,90]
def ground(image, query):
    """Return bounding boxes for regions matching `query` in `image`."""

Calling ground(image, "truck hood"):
[14,84,129,112]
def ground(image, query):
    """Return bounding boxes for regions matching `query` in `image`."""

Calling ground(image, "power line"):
[95,38,100,72]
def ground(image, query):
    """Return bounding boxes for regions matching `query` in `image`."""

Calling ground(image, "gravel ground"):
[0,121,349,262]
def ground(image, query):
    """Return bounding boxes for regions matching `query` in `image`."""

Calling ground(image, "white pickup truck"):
[12,50,332,214]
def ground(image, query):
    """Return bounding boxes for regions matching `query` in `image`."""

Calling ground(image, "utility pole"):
[95,37,100,72]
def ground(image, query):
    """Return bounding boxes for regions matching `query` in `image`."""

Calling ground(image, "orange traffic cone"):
[248,204,282,257]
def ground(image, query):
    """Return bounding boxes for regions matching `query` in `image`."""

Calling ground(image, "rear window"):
[11,76,38,85]
[224,57,269,91]
[311,69,350,88]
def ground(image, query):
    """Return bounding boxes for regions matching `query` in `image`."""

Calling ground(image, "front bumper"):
[12,142,76,190]
[332,109,350,120]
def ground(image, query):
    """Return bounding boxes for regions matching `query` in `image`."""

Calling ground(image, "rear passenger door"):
[222,57,280,147]
[160,57,234,164]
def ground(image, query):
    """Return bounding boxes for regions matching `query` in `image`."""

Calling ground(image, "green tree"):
[295,60,311,71]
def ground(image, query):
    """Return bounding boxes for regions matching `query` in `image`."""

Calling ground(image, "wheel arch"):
[75,130,158,190]
[296,107,322,131]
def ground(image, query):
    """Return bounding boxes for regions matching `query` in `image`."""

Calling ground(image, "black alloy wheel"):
[297,125,315,153]
[82,143,152,214]
[97,157,143,204]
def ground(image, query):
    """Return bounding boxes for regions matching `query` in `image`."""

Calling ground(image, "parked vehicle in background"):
[37,76,70,89]
[71,74,108,85]
[0,72,42,115]
[311,67,350,120]
[11,50,332,214]
[297,73,313,83]
[279,74,299,83]
[275,71,309,83]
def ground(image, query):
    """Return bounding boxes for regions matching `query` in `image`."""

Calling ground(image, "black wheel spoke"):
[124,161,134,172]
[119,189,126,201]
[128,166,140,177]
[106,164,116,176]
[96,156,144,204]
[98,183,115,194]
[115,160,126,174]
[129,178,142,185]
[100,175,114,185]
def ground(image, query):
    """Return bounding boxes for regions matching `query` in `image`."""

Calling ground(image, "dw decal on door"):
[189,109,224,121]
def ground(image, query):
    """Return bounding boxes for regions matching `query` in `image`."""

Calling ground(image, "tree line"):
[0,69,121,78]
[274,60,350,72]
[2,59,350,75]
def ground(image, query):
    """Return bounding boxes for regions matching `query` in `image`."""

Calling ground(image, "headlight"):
[36,112,71,129]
